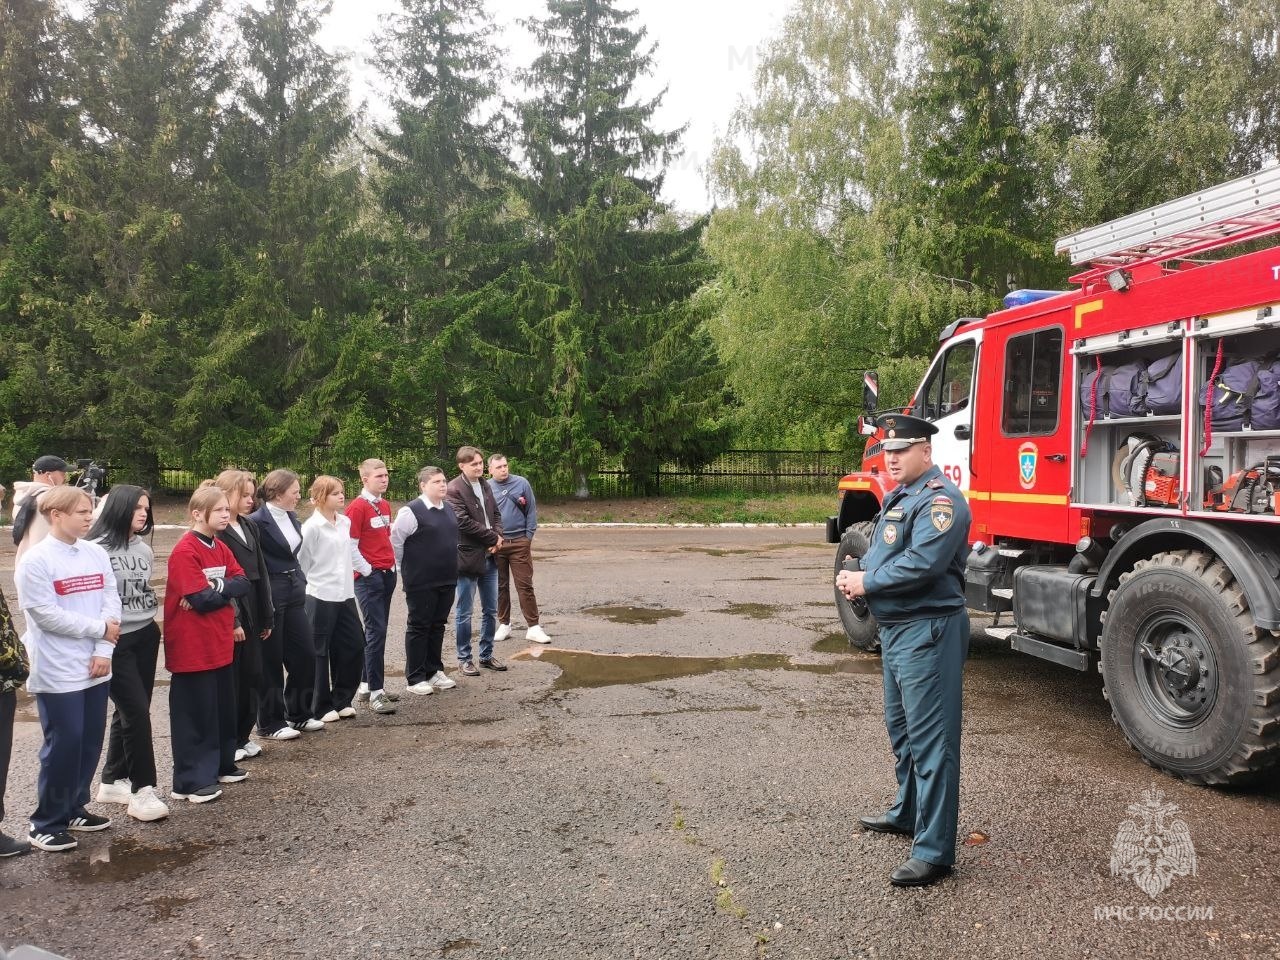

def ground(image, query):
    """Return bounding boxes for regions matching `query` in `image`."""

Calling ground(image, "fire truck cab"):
[826,167,1280,786]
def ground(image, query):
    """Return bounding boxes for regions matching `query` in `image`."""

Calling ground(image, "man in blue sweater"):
[487,455,550,645]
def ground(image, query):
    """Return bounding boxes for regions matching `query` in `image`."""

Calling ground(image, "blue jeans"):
[354,568,396,691]
[454,557,498,664]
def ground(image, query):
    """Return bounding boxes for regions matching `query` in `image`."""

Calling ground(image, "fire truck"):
[825,167,1280,786]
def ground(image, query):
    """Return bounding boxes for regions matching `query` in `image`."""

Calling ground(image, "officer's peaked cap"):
[876,414,937,451]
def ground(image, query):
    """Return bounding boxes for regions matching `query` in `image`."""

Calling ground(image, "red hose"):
[1081,354,1102,458]
[1200,339,1224,457]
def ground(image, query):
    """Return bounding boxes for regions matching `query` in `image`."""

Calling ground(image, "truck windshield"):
[916,339,976,422]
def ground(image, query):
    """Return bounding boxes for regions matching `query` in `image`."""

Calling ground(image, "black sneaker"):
[218,767,249,784]
[170,785,223,804]
[67,813,112,832]
[0,831,31,857]
[28,828,77,852]
[478,658,508,672]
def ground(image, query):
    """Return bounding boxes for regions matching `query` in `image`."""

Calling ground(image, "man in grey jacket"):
[488,454,550,644]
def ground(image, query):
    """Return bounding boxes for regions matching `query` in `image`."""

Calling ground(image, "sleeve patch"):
[930,499,955,532]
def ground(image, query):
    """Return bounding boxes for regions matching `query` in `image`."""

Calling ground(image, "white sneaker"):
[337,707,357,718]
[526,624,551,644]
[234,748,247,763]
[265,726,301,741]
[428,671,457,690]
[241,740,262,758]
[494,623,512,642]
[127,786,170,823]
[96,779,132,805]
[406,680,434,695]
[319,710,341,723]
[355,682,370,703]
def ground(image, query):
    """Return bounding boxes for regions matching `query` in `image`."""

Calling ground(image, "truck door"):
[914,334,979,492]
[977,323,1072,542]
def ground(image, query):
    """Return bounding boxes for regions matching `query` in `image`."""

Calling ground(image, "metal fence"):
[156,449,849,500]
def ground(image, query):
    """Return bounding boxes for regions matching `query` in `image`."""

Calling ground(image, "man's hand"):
[489,536,504,554]
[103,619,121,645]
[89,656,112,679]
[260,627,272,640]
[836,563,867,600]
[233,626,246,643]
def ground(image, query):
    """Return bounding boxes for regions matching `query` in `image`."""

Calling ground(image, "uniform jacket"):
[217,516,275,636]
[446,474,503,578]
[247,504,306,577]
[860,465,971,624]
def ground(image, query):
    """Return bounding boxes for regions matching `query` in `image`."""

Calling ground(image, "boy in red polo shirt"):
[164,487,250,803]
[347,458,398,715]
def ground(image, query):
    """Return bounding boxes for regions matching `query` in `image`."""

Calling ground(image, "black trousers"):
[0,688,14,822]
[101,621,160,789]
[404,584,455,685]
[307,596,364,717]
[258,569,315,734]
[233,629,263,746]
[170,665,237,794]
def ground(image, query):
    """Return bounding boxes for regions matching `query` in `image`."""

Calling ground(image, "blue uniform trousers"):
[880,611,968,866]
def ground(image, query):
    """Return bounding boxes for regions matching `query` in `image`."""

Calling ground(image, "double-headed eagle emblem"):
[1110,786,1197,899]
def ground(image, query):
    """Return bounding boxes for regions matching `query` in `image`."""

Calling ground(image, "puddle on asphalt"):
[712,603,780,620]
[811,631,855,654]
[584,605,684,625]
[513,647,880,690]
[59,836,213,885]
[680,543,824,557]
[740,576,781,582]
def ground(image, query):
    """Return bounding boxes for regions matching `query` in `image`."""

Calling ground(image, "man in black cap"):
[835,413,971,887]
[12,455,69,563]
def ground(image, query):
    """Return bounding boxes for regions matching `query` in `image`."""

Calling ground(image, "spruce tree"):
[369,0,517,456]
[516,0,725,496]
[907,0,1044,293]
[180,0,366,470]
[0,0,83,473]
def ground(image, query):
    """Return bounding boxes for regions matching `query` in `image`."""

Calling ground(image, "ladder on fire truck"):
[1055,164,1280,273]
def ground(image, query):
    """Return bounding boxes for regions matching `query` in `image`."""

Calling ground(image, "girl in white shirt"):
[298,476,365,723]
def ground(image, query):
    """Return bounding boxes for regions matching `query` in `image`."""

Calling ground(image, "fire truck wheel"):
[834,521,880,653]
[1100,549,1280,785]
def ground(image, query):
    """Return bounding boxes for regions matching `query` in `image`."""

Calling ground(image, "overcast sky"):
[317,0,785,213]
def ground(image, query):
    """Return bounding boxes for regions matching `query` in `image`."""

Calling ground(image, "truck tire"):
[833,521,880,653]
[1100,550,1280,785]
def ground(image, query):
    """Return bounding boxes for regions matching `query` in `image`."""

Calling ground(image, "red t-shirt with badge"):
[346,495,394,572]
[163,532,244,673]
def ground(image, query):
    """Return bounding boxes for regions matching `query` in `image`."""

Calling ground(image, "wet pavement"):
[1,526,1278,959]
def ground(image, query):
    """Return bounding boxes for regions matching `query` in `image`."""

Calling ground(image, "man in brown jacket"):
[445,447,505,677]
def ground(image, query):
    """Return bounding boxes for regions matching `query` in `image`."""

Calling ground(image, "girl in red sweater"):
[164,487,250,803]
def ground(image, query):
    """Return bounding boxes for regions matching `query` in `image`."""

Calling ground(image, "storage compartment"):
[1012,564,1101,648]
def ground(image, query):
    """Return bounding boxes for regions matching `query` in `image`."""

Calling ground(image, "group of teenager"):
[0,447,549,856]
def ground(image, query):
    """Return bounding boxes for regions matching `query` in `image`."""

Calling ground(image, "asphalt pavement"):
[1,526,1277,959]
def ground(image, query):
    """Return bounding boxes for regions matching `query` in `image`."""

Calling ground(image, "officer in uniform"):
[835,413,971,887]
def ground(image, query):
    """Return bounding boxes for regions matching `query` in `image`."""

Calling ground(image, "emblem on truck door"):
[1018,442,1038,490]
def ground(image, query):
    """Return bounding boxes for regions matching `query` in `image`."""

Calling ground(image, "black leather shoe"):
[858,814,912,837]
[479,658,508,672]
[459,661,480,677]
[889,857,952,887]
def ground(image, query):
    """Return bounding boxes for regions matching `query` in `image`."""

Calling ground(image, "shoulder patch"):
[930,497,955,532]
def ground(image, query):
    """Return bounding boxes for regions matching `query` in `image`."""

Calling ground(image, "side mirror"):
[863,371,879,415]
[857,416,877,436]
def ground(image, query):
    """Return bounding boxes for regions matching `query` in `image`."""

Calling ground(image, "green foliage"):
[514,1,727,495]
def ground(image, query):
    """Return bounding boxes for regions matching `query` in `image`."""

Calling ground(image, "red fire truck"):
[826,167,1280,785]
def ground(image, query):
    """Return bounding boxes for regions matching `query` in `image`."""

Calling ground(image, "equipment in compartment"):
[1199,345,1280,431]
[1078,350,1182,420]
[1203,457,1280,513]
[1118,434,1179,507]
